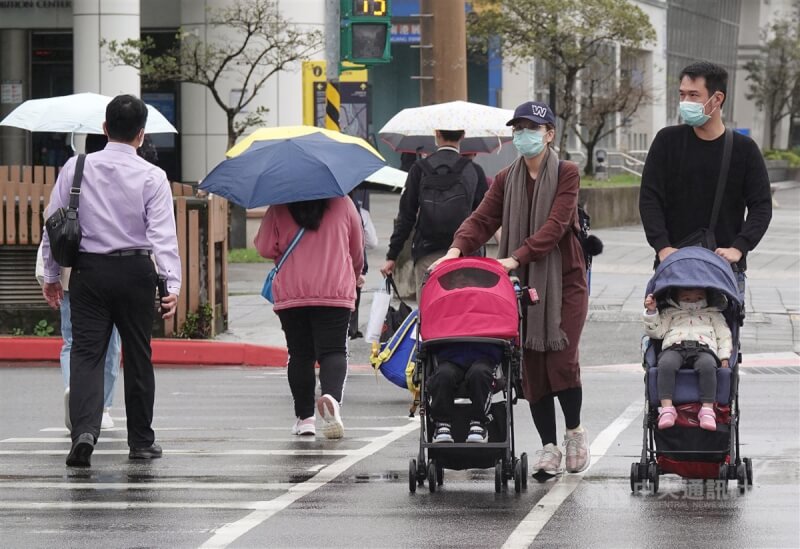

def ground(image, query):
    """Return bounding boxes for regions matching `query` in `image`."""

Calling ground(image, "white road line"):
[307,464,326,472]
[199,419,419,549]
[0,482,293,491]
[0,449,354,456]
[0,501,267,510]
[2,437,376,444]
[501,400,643,549]
[38,426,400,433]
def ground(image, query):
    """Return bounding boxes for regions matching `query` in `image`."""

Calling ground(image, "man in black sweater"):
[381,130,487,298]
[639,61,772,272]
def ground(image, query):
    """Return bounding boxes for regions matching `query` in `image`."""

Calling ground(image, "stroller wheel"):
[736,463,747,493]
[630,462,642,493]
[408,459,417,493]
[428,460,437,493]
[514,459,523,493]
[648,462,659,494]
[436,463,444,486]
[417,461,426,486]
[495,460,504,493]
[743,457,753,486]
[520,453,529,490]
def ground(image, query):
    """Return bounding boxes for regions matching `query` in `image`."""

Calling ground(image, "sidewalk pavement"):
[218,183,800,364]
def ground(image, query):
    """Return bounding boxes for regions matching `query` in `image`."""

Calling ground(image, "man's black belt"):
[107,249,152,257]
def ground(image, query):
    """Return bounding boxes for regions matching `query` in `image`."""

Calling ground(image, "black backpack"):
[576,203,603,269]
[416,156,475,250]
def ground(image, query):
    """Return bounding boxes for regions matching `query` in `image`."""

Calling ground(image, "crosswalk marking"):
[0,449,355,456]
[0,482,295,491]
[199,419,419,549]
[2,437,376,444]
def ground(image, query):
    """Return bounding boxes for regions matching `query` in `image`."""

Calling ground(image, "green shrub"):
[763,149,800,167]
[178,303,214,339]
[33,320,54,337]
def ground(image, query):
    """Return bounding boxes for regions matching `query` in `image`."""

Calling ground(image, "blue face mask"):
[512,129,546,158]
[679,97,715,127]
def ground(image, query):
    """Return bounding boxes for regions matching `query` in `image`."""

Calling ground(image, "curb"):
[0,337,288,367]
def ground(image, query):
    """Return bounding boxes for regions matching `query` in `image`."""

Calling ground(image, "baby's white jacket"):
[643,303,733,360]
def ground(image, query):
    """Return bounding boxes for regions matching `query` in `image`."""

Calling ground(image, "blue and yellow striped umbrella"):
[199,126,386,208]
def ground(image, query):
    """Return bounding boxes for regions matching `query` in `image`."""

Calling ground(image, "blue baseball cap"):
[506,101,556,126]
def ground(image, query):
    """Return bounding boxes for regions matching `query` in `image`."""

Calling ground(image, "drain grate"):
[745,366,800,375]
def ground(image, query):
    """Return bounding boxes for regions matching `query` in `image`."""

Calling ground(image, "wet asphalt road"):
[1,363,798,548]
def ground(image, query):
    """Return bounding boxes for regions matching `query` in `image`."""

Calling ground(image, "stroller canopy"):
[645,247,742,312]
[419,257,519,341]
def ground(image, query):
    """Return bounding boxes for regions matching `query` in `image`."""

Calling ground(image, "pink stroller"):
[409,257,534,493]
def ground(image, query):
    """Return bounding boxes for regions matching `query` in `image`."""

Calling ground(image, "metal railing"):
[606,151,645,177]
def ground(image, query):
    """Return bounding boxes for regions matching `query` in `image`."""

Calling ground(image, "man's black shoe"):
[66,433,95,467]
[129,443,163,460]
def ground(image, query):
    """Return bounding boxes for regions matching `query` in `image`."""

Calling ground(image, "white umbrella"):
[363,166,408,190]
[0,92,178,134]
[378,100,514,154]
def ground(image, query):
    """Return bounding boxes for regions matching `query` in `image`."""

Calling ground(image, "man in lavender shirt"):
[41,95,181,468]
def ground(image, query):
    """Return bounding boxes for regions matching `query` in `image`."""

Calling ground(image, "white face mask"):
[679,299,707,311]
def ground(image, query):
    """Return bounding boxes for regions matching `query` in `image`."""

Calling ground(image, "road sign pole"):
[325,0,341,131]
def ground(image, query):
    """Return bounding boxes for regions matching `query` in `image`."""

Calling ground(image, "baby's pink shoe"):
[657,406,677,430]
[698,407,717,431]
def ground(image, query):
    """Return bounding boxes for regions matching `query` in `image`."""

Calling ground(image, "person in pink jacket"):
[255,197,364,439]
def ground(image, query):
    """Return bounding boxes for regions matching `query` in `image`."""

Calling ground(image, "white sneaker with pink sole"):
[317,394,344,439]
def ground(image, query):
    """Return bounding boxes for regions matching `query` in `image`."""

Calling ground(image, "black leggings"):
[529,387,582,446]
[277,306,351,419]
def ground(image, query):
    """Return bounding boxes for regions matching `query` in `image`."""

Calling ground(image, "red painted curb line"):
[0,337,288,367]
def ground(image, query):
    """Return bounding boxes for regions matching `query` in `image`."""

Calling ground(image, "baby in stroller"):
[632,247,751,493]
[410,257,527,493]
[643,287,732,431]
[428,343,502,444]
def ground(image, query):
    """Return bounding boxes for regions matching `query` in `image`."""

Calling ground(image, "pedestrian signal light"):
[341,0,392,66]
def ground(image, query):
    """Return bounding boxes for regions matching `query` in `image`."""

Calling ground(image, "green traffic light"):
[340,0,392,66]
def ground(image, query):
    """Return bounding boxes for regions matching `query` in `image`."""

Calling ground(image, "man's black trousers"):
[68,253,157,447]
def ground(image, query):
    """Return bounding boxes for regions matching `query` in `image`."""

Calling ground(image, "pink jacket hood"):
[254,197,364,311]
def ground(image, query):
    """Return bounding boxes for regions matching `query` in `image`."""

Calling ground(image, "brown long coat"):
[452,160,589,403]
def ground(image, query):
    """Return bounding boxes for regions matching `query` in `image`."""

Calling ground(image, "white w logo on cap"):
[531,105,548,118]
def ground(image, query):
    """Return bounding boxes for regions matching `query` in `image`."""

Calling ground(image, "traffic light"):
[341,0,392,66]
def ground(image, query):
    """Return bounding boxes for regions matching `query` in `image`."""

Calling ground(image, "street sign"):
[302,61,370,139]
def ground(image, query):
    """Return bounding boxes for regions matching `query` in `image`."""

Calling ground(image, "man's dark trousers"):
[69,253,157,447]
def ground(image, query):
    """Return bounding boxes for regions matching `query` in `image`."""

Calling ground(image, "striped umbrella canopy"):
[199,126,386,207]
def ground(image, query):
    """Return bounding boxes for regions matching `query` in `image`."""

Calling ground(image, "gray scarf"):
[499,149,567,351]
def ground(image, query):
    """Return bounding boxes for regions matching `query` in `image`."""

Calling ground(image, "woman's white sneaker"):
[564,427,590,473]
[533,443,563,477]
[317,394,344,439]
[291,416,316,436]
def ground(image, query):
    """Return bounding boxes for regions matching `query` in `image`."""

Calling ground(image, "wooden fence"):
[0,166,228,337]
[164,191,229,337]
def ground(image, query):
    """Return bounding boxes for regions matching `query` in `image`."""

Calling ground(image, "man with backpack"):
[380,130,488,299]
